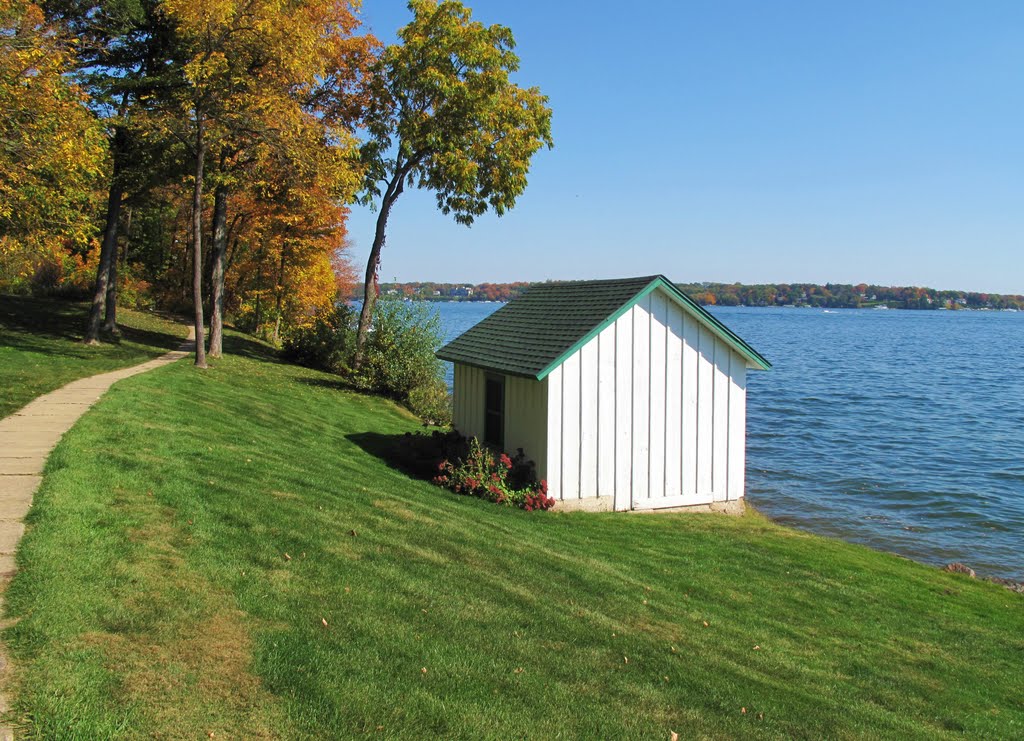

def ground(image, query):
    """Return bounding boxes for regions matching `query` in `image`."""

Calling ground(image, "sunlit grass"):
[4,329,1022,738]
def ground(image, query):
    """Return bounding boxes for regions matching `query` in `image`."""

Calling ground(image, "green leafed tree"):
[354,0,553,366]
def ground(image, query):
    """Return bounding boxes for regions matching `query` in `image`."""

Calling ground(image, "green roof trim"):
[436,275,771,379]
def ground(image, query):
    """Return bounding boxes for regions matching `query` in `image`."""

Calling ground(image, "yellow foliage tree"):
[0,0,107,292]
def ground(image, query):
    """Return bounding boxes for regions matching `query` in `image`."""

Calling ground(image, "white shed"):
[437,276,770,512]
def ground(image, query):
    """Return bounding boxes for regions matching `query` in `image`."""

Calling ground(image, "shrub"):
[355,299,445,400]
[407,377,452,427]
[281,304,354,373]
[433,437,554,511]
[280,299,452,426]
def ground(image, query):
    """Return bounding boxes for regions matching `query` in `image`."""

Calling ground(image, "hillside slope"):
[4,331,1022,739]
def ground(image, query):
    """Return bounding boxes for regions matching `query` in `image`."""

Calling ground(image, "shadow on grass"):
[295,376,351,392]
[0,294,185,357]
[347,430,466,482]
[221,330,283,363]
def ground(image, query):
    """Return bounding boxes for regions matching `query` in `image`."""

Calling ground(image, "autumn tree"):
[0,0,107,291]
[355,0,552,365]
[160,0,373,364]
[39,0,181,341]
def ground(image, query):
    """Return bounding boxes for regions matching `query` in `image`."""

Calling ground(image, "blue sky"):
[348,1,1023,293]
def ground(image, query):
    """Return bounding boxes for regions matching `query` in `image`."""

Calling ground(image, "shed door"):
[484,375,505,448]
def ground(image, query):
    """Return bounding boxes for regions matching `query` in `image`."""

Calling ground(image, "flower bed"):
[433,437,554,511]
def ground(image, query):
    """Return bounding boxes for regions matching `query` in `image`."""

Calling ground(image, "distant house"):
[450,286,474,298]
[437,276,771,512]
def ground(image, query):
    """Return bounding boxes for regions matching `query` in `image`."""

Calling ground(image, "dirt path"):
[0,327,195,739]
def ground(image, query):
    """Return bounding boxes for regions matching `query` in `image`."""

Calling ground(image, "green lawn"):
[0,294,188,419]
[3,330,1022,739]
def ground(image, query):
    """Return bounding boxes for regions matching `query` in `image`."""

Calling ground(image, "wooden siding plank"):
[728,356,747,501]
[533,378,548,481]
[453,364,462,432]
[579,340,599,498]
[631,300,650,505]
[613,311,633,511]
[561,352,581,500]
[546,366,562,500]
[681,312,699,500]
[712,337,730,501]
[597,325,616,498]
[648,290,667,500]
[664,302,683,499]
[696,323,714,499]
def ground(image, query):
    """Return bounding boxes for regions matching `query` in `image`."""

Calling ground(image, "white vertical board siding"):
[712,338,730,501]
[579,341,599,498]
[560,352,581,500]
[727,361,747,501]
[545,365,562,500]
[681,312,699,501]
[648,291,667,504]
[695,325,715,498]
[534,285,752,510]
[631,300,650,503]
[664,306,683,499]
[596,328,616,498]
[613,312,633,510]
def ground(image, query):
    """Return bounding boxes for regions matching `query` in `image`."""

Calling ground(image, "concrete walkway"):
[0,328,195,738]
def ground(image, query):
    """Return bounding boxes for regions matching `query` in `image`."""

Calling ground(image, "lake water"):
[432,301,1024,580]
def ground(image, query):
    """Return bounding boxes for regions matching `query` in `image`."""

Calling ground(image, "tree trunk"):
[272,245,286,346]
[103,201,131,332]
[208,184,228,358]
[122,207,133,265]
[191,115,208,368]
[354,183,402,368]
[102,238,119,333]
[85,177,124,344]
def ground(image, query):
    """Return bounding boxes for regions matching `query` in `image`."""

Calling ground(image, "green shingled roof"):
[436,275,771,379]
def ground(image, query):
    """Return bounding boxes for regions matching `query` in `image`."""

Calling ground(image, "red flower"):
[499,453,513,470]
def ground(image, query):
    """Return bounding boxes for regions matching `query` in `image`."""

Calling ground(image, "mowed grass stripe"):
[4,331,1022,738]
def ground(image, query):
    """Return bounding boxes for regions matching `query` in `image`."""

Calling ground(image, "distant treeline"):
[358,281,1024,310]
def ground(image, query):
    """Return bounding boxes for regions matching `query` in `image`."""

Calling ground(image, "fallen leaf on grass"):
[753,645,760,650]
[670,732,678,741]
[421,667,428,675]
[283,553,292,561]
[349,529,358,537]
[703,621,709,627]
[741,707,747,715]
[513,667,524,674]
[623,656,629,664]
[321,617,329,628]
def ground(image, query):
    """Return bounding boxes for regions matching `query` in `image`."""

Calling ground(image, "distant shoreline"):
[356,296,1022,313]
[360,280,1024,311]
